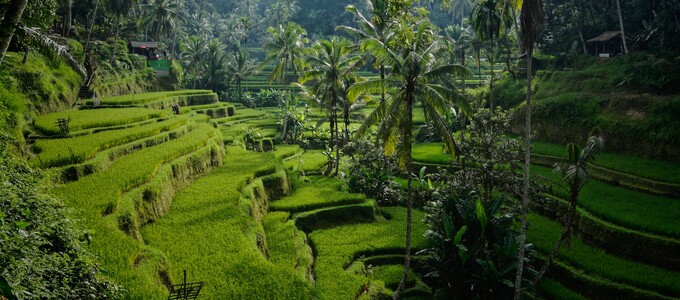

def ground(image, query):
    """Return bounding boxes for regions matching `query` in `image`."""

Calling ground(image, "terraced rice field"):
[33,88,680,299]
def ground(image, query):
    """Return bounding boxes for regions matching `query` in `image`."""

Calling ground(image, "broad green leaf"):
[454,225,468,245]
[476,199,488,233]
[14,221,30,229]
[443,215,454,239]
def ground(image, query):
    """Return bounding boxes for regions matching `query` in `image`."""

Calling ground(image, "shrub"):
[0,137,120,299]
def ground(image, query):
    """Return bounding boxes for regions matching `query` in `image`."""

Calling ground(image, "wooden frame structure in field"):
[167,270,203,300]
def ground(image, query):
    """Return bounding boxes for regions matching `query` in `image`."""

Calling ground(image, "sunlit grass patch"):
[528,213,680,298]
[141,146,311,299]
[263,211,314,281]
[310,207,429,299]
[274,144,301,159]
[533,165,680,237]
[285,150,327,173]
[51,124,220,298]
[94,90,213,105]
[412,143,451,165]
[31,116,188,167]
[34,108,165,135]
[271,176,365,213]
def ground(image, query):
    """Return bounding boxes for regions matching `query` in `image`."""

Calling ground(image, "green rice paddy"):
[30,90,679,299]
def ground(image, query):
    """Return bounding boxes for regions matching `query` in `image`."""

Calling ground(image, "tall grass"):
[309,207,429,299]
[533,165,680,238]
[533,140,680,183]
[51,124,219,298]
[32,116,188,167]
[528,213,680,297]
[270,176,365,213]
[142,146,311,298]
[34,108,165,135]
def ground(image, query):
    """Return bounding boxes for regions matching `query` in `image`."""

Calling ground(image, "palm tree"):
[141,0,178,40]
[533,129,603,285]
[445,0,473,26]
[299,37,363,175]
[444,24,473,96]
[263,21,309,140]
[107,0,134,63]
[228,49,259,103]
[513,0,545,298]
[263,22,309,84]
[180,35,206,88]
[615,0,628,54]
[471,0,512,113]
[349,21,469,299]
[338,0,392,105]
[203,39,229,92]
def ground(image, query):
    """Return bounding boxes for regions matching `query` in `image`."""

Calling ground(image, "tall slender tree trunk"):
[171,0,180,60]
[379,64,386,104]
[578,27,588,55]
[615,0,628,54]
[111,16,121,64]
[394,95,414,300]
[513,45,533,300]
[334,104,340,176]
[84,0,100,54]
[534,184,578,284]
[63,0,73,36]
[0,0,29,65]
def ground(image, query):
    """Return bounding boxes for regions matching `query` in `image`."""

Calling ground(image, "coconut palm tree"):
[533,129,603,286]
[513,0,545,298]
[141,0,178,40]
[107,0,134,63]
[263,21,309,140]
[263,21,309,84]
[444,24,473,95]
[180,36,206,88]
[615,0,628,54]
[348,21,469,299]
[338,0,392,105]
[298,37,363,175]
[228,49,259,103]
[471,0,512,113]
[203,39,229,92]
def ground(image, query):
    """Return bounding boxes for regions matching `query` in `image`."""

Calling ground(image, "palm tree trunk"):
[334,107,340,176]
[171,0,180,60]
[533,185,578,285]
[578,27,588,55]
[111,16,121,64]
[0,0,29,65]
[513,46,533,300]
[394,96,414,300]
[63,0,73,36]
[380,64,386,104]
[84,0,100,54]
[615,0,628,54]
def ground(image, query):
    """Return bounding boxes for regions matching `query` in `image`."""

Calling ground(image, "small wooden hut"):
[587,31,625,58]
[128,41,161,60]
